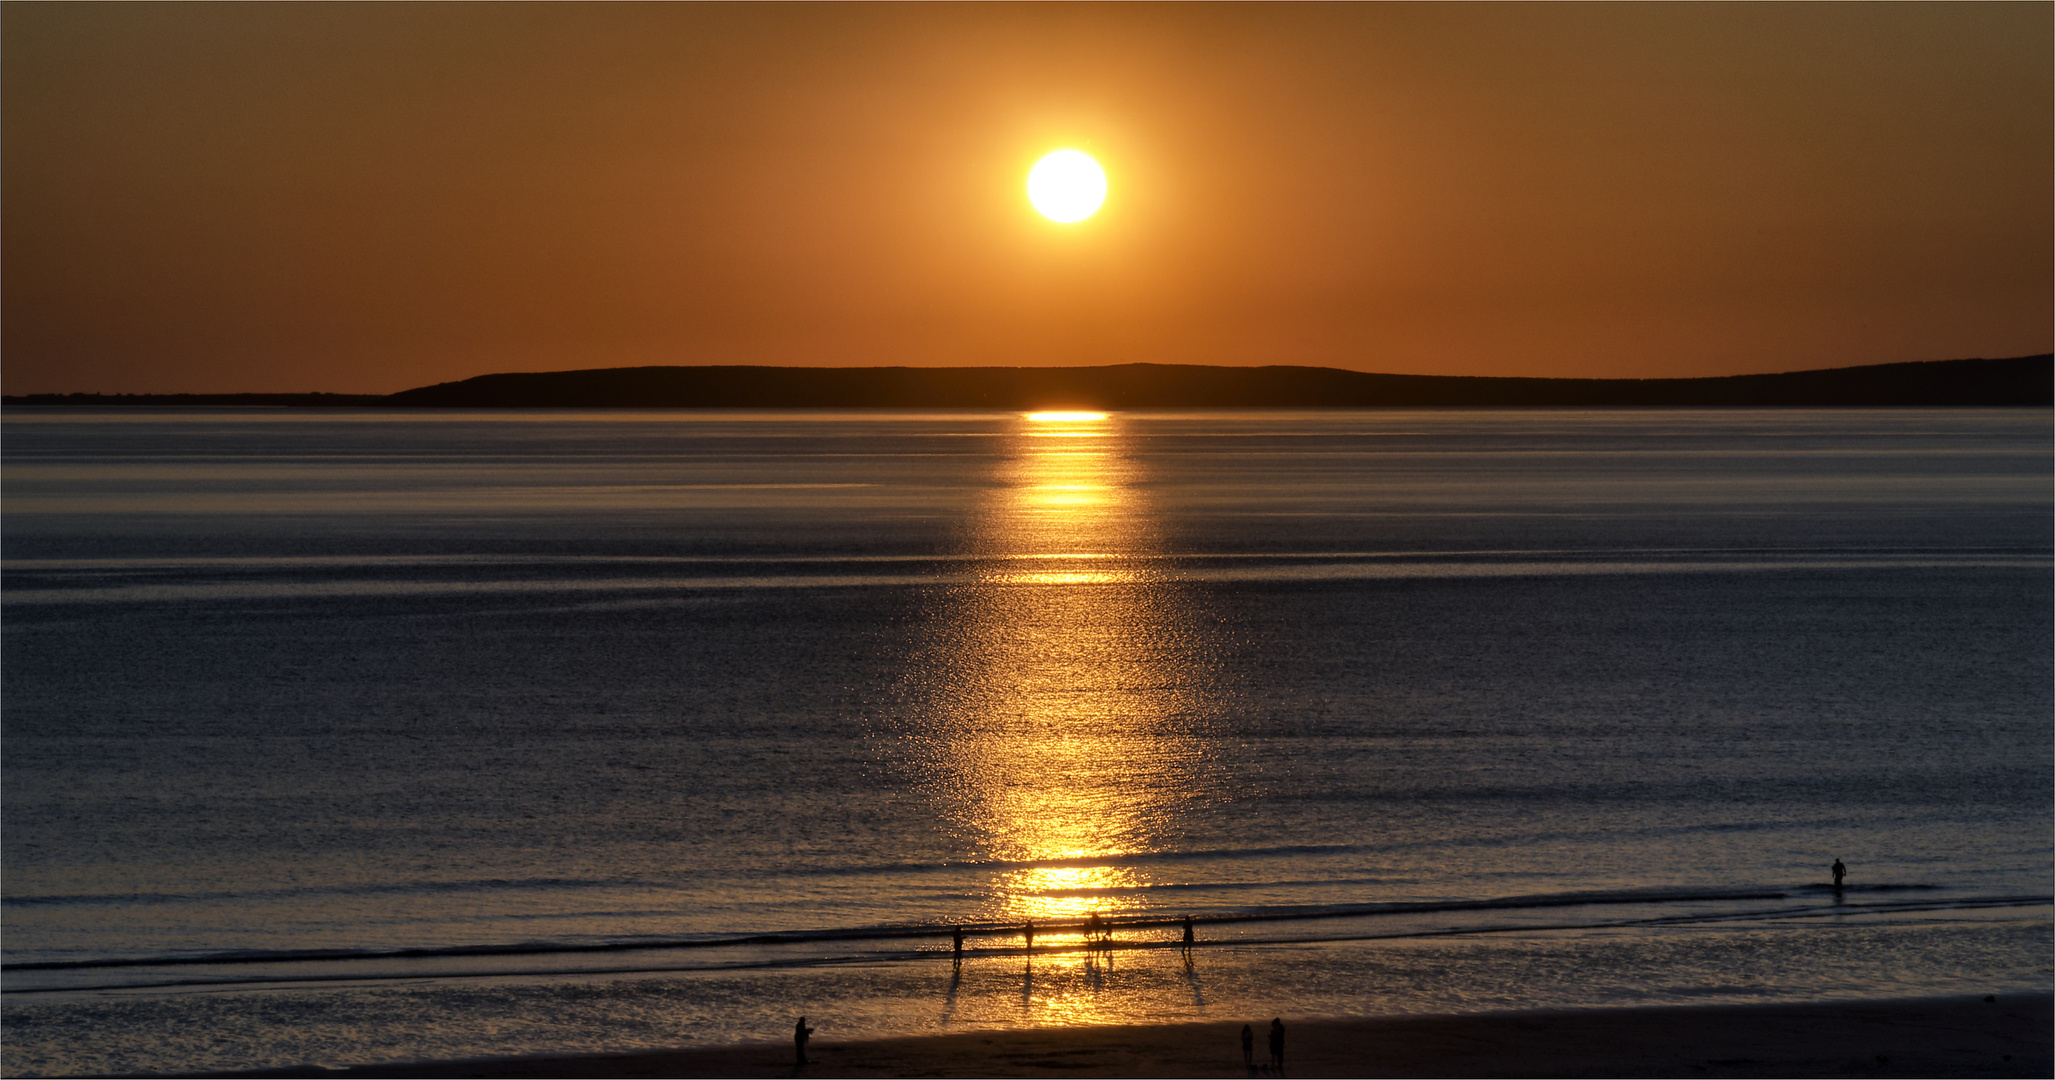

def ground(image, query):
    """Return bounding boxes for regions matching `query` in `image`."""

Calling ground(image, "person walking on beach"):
[1268,1017,1285,1071]
[1023,920,1035,956]
[1832,858,1846,889]
[794,1016,814,1066]
[952,926,964,967]
[1182,914,1196,955]
[1240,1023,1255,1069]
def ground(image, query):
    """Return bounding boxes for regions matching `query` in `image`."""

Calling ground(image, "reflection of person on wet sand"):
[1268,1018,1285,1071]
[794,1016,814,1066]
[940,962,962,1025]
[1832,858,1846,889]
[1241,1023,1255,1069]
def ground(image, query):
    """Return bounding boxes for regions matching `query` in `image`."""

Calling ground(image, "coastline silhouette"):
[325,355,2055,410]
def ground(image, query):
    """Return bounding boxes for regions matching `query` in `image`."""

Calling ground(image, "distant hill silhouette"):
[7,355,2048,408]
[383,355,2049,408]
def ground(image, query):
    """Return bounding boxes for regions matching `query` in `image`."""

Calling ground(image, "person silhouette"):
[1182,914,1196,955]
[794,1016,814,1066]
[952,926,964,967]
[1023,920,1035,956]
[1240,1023,1255,1068]
[1832,858,1846,889]
[1268,1017,1285,1070]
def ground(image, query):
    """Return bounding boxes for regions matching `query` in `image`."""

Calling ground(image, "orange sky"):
[4,4,2049,394]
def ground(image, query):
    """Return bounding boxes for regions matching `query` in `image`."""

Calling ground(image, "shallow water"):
[3,408,2049,1076]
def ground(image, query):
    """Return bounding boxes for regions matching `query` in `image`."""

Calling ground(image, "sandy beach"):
[218,993,2049,1079]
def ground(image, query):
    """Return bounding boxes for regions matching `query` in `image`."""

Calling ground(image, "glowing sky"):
[3,4,2048,393]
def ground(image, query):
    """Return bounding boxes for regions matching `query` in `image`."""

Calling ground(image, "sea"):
[2,407,2049,1077]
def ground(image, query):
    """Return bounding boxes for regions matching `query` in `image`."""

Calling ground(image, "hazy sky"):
[4,4,2049,394]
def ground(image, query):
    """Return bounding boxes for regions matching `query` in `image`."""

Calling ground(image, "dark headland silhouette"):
[8,354,2048,409]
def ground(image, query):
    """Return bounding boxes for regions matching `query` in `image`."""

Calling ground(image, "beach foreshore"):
[211,993,2049,1079]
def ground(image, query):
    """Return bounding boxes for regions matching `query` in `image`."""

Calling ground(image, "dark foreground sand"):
[225,993,2049,1079]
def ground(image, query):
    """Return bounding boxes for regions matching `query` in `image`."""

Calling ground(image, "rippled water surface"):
[3,408,2049,1076]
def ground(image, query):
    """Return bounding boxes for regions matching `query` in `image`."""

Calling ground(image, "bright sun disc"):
[1027,150,1107,223]
[1027,411,1108,422]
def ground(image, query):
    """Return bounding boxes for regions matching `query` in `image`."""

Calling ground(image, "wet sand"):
[225,992,2049,1078]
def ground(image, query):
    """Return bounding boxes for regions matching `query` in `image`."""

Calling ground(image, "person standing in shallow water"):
[1182,914,1196,955]
[1240,1023,1255,1068]
[1832,858,1846,889]
[952,926,964,967]
[1268,1017,1285,1071]
[793,1016,814,1066]
[1023,920,1035,956]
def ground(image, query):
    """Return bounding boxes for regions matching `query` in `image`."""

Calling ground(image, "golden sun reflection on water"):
[909,412,1220,1005]
[991,571,1132,586]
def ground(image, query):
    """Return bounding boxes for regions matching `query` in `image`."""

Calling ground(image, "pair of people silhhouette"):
[1240,1018,1285,1071]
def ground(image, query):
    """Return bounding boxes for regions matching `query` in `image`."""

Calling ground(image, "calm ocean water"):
[3,408,2049,1076]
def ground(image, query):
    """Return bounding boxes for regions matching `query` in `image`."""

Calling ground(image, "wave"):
[8,545,2043,572]
[7,550,2043,606]
[1,874,655,910]
[0,843,1395,909]
[6,882,2013,974]
[0,845,1957,916]
[7,892,2046,1001]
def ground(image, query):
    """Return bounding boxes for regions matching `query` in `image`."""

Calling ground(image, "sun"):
[1027,150,1107,223]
